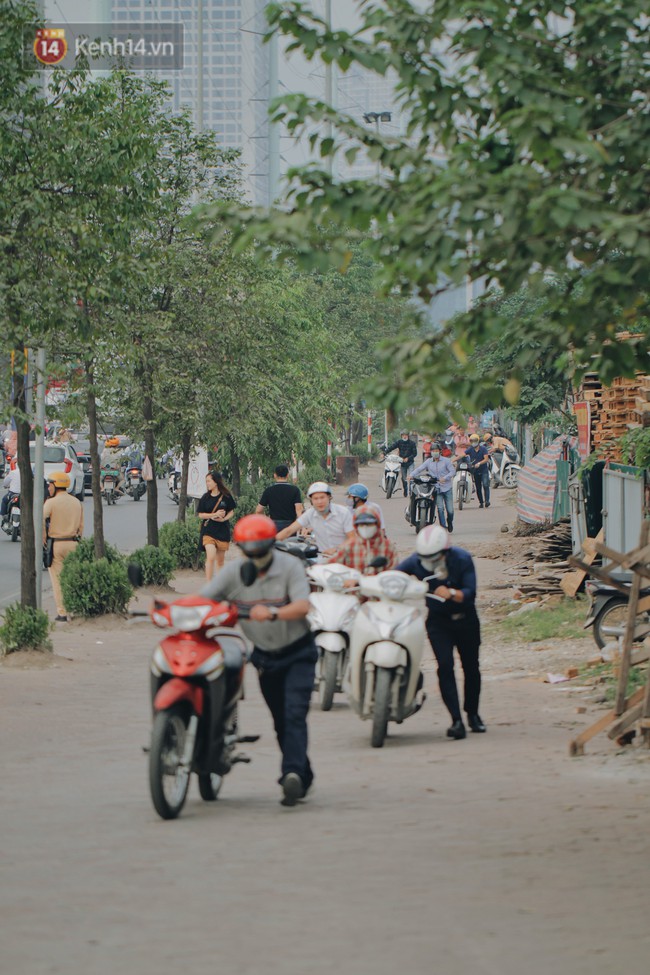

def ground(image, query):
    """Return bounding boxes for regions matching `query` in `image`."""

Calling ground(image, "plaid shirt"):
[328,532,399,574]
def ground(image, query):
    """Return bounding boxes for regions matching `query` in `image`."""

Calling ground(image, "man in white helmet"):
[276,481,354,556]
[396,525,485,739]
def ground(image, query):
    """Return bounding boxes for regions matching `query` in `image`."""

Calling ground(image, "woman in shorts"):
[197,471,237,580]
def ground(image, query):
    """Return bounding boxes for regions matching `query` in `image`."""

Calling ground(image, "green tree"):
[206,0,650,428]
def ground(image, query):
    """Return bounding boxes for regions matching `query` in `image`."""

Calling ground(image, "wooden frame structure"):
[568,521,650,755]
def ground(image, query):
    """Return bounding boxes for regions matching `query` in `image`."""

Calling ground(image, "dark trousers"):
[473,467,491,505]
[251,640,317,788]
[426,612,481,722]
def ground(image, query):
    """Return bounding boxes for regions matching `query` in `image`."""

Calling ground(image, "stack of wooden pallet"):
[578,371,650,461]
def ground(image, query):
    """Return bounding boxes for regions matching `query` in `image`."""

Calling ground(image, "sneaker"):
[478,503,484,509]
[485,502,491,508]
[280,772,305,807]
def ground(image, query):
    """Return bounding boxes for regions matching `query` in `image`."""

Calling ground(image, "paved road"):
[0,481,182,609]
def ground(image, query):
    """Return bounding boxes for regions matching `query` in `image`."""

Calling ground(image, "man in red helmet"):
[201,513,316,807]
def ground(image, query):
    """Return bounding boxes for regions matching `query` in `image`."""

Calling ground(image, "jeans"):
[426,611,481,722]
[473,466,491,506]
[436,488,454,529]
[401,462,414,496]
[251,640,318,788]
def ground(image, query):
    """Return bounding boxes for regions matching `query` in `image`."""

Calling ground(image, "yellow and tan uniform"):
[43,492,84,616]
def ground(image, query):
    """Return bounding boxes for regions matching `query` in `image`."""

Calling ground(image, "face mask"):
[420,554,447,578]
[430,452,440,461]
[357,525,378,540]
[252,551,274,571]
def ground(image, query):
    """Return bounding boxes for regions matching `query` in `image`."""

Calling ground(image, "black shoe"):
[54,615,68,622]
[478,503,484,508]
[447,521,454,533]
[446,719,466,740]
[468,714,486,733]
[485,502,491,508]
[280,772,305,806]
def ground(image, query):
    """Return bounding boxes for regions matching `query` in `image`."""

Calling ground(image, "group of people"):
[197,462,485,807]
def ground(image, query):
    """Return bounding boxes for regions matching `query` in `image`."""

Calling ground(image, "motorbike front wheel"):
[319,650,339,712]
[371,668,393,748]
[149,704,192,820]
[385,478,394,500]
[198,772,223,802]
[502,466,519,489]
[457,481,464,510]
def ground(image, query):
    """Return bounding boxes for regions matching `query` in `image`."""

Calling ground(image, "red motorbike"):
[147,593,258,820]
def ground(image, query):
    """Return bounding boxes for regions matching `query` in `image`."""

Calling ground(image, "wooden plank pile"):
[578,369,650,462]
[568,521,650,755]
[503,519,576,596]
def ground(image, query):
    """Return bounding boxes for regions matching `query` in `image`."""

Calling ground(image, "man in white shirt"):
[276,481,354,556]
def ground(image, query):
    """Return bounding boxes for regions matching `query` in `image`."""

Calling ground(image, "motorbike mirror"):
[127,563,144,588]
[369,556,388,569]
[240,559,258,587]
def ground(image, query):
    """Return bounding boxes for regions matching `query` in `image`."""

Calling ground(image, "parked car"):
[22,442,85,500]
[75,450,93,494]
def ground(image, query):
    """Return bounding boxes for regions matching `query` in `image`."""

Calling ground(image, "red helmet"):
[233,514,277,556]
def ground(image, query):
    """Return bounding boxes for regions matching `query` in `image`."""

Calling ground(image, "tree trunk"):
[177,430,191,523]
[227,435,241,496]
[13,363,36,608]
[142,386,158,547]
[85,358,105,560]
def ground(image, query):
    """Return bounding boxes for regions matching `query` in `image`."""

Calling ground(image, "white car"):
[29,442,85,500]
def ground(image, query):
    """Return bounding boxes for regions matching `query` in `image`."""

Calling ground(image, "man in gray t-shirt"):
[201,514,316,807]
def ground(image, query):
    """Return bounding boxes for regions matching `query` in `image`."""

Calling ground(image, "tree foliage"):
[203,0,650,427]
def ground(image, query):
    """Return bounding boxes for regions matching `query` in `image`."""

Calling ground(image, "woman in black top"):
[197,471,237,580]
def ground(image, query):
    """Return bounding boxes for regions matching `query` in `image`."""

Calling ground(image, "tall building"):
[110,0,270,203]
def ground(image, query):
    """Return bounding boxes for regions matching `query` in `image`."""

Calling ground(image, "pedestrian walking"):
[396,525,486,739]
[201,514,316,806]
[465,433,492,508]
[256,464,304,531]
[42,472,83,622]
[197,471,236,580]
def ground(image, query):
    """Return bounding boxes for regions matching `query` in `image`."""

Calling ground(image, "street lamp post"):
[363,111,392,445]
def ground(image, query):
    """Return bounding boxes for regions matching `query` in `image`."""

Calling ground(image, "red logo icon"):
[34,28,67,66]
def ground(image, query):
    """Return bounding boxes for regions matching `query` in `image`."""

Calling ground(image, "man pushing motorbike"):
[201,514,317,807]
[383,430,418,497]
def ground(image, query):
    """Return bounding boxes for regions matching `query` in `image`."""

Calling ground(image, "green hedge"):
[60,557,133,617]
[160,515,204,569]
[129,545,176,587]
[0,603,52,655]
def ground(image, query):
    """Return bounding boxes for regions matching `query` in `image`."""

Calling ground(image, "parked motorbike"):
[346,569,428,747]
[0,493,21,542]
[307,562,362,711]
[379,444,402,499]
[101,467,120,505]
[147,593,257,820]
[406,474,438,533]
[168,470,180,504]
[453,456,473,509]
[584,580,650,649]
[125,466,146,501]
[490,444,521,489]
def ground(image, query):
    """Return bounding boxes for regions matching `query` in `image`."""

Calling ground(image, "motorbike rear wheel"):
[457,481,464,510]
[11,525,19,543]
[593,598,650,650]
[319,650,339,712]
[502,466,519,489]
[149,704,192,820]
[198,772,223,802]
[371,668,393,748]
[385,478,394,499]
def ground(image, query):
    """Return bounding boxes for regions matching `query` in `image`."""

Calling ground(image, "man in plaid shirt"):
[327,507,398,573]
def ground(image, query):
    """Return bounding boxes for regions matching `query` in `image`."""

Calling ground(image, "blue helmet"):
[346,482,369,501]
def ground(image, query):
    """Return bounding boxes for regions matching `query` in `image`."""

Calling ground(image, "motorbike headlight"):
[169,604,211,631]
[378,574,409,601]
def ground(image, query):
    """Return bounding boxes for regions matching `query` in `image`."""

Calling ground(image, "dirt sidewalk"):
[1,472,648,975]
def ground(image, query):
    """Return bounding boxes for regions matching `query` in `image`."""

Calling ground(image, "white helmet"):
[416,525,450,558]
[307,481,332,497]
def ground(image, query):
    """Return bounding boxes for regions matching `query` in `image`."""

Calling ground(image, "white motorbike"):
[379,445,402,499]
[307,563,362,711]
[490,444,521,489]
[346,570,428,747]
[453,455,474,509]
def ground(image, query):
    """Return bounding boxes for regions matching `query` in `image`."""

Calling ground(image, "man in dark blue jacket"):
[396,525,485,740]
[384,430,418,496]
[464,433,491,508]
